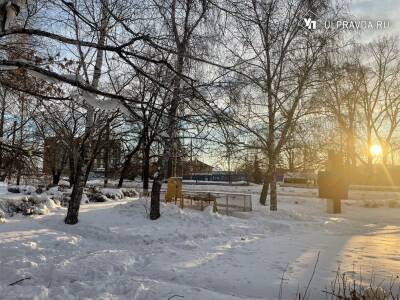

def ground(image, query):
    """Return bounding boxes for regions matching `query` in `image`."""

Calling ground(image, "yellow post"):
[165,177,182,202]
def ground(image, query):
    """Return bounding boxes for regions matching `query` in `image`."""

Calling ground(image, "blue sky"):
[350,0,399,36]
[350,0,400,17]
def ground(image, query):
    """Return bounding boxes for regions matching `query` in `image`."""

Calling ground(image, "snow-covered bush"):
[81,194,89,204]
[60,194,70,206]
[90,194,109,202]
[7,186,20,193]
[7,185,36,195]
[102,188,124,200]
[121,188,139,198]
[58,179,70,187]
[85,188,138,202]
[45,186,138,206]
[46,186,64,201]
[46,187,75,207]
[0,194,60,217]
[21,185,37,195]
[0,208,5,223]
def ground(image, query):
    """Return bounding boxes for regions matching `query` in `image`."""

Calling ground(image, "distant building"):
[180,160,246,182]
[43,137,122,177]
[209,170,246,182]
[43,137,71,175]
[92,139,122,174]
[283,171,317,185]
[182,159,213,176]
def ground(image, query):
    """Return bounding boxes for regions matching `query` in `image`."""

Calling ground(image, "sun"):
[370,144,383,157]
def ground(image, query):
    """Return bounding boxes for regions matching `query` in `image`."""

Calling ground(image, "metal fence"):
[166,190,252,215]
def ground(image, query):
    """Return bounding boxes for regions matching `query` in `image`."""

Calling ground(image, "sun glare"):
[370,144,383,157]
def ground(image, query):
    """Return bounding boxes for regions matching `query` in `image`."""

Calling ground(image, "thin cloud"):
[349,0,400,39]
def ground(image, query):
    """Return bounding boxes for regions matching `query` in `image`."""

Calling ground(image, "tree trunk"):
[382,144,388,166]
[259,170,270,206]
[117,135,144,188]
[383,155,388,165]
[7,121,16,181]
[65,149,86,225]
[118,151,135,188]
[143,145,150,194]
[152,50,185,221]
[288,150,294,171]
[267,89,277,210]
[84,144,100,185]
[65,2,109,224]
[347,117,356,167]
[84,127,108,185]
[52,172,61,185]
[150,171,161,220]
[104,119,110,187]
[68,151,76,187]
[0,88,6,174]
[164,49,184,178]
[53,151,67,186]
[367,125,372,169]
[17,97,24,186]
[16,169,21,186]
[269,162,277,211]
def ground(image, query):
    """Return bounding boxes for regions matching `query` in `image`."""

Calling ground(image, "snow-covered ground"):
[1,185,400,299]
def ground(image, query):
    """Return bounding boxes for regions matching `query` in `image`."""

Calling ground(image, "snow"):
[101,188,125,200]
[1,185,400,299]
[7,185,37,195]
[23,71,130,116]
[0,191,61,219]
[79,90,131,115]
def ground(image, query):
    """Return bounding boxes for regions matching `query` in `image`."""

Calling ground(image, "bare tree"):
[366,38,400,166]
[219,0,340,210]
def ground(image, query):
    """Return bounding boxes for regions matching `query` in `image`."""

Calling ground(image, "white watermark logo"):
[325,20,390,30]
[302,17,390,31]
[304,18,316,30]
[301,10,391,31]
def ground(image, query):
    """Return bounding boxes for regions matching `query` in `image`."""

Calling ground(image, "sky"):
[203,1,400,171]
[349,0,400,38]
[350,0,400,18]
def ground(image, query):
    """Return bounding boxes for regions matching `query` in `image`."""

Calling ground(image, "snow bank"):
[2,186,400,299]
[43,186,138,207]
[0,197,257,299]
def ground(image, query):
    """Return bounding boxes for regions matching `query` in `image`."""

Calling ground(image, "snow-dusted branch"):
[1,59,137,101]
[0,28,168,66]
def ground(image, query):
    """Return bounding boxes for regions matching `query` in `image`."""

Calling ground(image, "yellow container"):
[165,177,182,202]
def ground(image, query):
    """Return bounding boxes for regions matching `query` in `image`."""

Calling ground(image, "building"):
[42,137,72,175]
[43,136,122,177]
[182,159,213,176]
[92,139,122,174]
[180,160,247,182]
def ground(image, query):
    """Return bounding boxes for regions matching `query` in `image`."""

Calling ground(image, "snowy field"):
[1,184,400,299]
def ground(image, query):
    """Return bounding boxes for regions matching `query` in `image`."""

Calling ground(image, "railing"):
[166,190,252,215]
